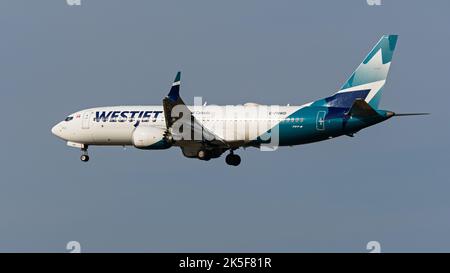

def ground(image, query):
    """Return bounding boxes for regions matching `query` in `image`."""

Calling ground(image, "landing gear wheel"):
[232,154,241,166]
[80,146,89,162]
[225,154,233,165]
[225,153,241,166]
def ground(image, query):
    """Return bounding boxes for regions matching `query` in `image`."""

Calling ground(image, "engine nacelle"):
[132,126,171,150]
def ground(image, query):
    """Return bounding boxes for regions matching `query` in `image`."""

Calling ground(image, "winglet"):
[163,71,185,129]
[167,71,181,101]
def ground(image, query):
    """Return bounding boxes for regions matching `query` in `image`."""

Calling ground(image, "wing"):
[162,72,230,150]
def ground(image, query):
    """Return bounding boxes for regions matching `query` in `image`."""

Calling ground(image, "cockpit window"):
[65,116,74,122]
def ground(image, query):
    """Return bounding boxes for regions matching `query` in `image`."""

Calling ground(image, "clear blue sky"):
[0,0,449,252]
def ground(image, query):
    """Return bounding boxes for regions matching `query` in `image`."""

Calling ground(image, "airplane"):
[51,35,427,166]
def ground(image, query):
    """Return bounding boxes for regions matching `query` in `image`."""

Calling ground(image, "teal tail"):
[312,35,398,110]
[339,35,398,109]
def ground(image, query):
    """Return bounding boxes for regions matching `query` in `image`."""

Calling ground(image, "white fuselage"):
[51,104,304,146]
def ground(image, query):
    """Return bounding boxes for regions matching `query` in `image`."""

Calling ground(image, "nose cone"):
[51,124,58,135]
[51,122,65,139]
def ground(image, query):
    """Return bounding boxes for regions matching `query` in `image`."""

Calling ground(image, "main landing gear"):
[80,146,89,162]
[225,151,241,166]
[197,149,241,166]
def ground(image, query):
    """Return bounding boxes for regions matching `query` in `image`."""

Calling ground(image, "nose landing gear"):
[225,151,241,166]
[80,147,89,162]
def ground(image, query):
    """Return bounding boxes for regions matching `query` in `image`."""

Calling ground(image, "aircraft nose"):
[51,123,64,139]
[51,124,58,135]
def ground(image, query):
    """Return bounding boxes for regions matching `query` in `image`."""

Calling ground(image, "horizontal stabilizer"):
[347,99,379,117]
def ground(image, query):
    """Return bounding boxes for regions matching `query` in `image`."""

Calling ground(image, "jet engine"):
[132,126,171,150]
